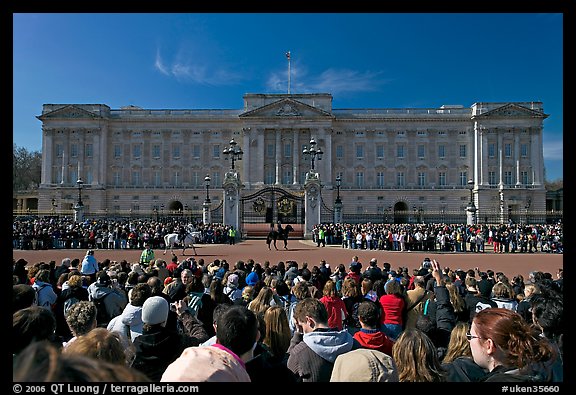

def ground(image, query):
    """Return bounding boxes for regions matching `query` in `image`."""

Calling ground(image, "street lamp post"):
[302,138,323,171]
[334,175,342,224]
[203,174,212,224]
[525,198,531,225]
[51,198,57,215]
[223,138,243,170]
[335,175,342,204]
[74,178,84,222]
[466,179,476,225]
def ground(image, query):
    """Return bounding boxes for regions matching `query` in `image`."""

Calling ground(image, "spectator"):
[353,300,395,356]
[13,306,59,357]
[392,328,447,382]
[13,341,150,382]
[341,277,363,333]
[287,298,355,382]
[331,348,399,382]
[13,284,36,313]
[132,296,209,381]
[108,283,151,342]
[246,306,297,382]
[318,279,347,331]
[223,273,243,301]
[471,308,562,382]
[87,271,128,328]
[80,250,99,283]
[378,279,405,341]
[491,282,518,311]
[63,301,97,348]
[32,269,57,311]
[516,283,540,324]
[160,305,257,382]
[63,327,133,365]
[441,322,487,382]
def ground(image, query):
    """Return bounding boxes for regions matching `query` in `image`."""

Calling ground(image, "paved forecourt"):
[13,239,562,282]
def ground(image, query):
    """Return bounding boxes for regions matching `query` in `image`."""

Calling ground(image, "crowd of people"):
[13,244,563,382]
[12,217,237,250]
[311,222,563,253]
[13,216,563,256]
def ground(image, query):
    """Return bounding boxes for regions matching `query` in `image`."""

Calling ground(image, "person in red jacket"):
[378,278,405,341]
[319,279,347,331]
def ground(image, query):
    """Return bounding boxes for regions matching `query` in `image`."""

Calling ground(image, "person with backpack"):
[32,269,57,311]
[87,271,127,328]
[55,274,89,341]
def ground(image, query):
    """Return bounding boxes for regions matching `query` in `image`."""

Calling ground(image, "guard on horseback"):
[178,225,187,245]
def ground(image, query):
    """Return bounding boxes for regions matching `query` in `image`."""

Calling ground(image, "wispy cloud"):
[154,47,243,86]
[267,64,389,95]
[543,139,563,160]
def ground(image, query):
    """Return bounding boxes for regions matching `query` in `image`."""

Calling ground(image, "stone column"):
[275,129,281,184]
[292,129,299,184]
[532,127,543,186]
[334,200,343,224]
[202,201,211,225]
[498,131,504,187]
[242,128,251,188]
[514,131,521,186]
[256,129,265,185]
[41,128,53,185]
[74,203,84,222]
[304,171,321,238]
[222,170,242,232]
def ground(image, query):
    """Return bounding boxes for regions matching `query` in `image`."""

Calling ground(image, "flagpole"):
[286,51,291,95]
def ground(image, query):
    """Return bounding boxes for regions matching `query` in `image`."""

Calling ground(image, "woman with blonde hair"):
[392,328,446,382]
[245,305,297,382]
[248,286,275,318]
[263,306,292,363]
[441,322,487,381]
[446,283,468,323]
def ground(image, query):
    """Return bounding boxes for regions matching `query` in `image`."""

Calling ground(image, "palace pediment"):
[239,98,333,119]
[473,103,547,119]
[38,105,102,120]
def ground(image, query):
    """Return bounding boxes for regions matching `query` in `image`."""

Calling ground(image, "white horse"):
[163,226,201,255]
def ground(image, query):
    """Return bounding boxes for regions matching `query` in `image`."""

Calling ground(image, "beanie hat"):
[245,271,259,286]
[142,296,169,326]
[97,272,111,285]
[227,274,239,287]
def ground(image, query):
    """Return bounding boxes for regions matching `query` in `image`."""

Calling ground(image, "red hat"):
[164,277,173,285]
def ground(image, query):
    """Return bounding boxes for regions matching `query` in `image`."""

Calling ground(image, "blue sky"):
[13,13,563,181]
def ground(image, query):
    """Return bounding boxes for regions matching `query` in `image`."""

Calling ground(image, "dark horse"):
[266,224,294,250]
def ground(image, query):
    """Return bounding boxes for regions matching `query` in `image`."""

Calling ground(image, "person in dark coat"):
[463,277,497,323]
[131,297,209,381]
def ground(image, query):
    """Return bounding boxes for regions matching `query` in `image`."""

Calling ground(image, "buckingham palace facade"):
[35,93,548,226]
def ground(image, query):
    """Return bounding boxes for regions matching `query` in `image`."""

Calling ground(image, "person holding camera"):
[131,297,209,381]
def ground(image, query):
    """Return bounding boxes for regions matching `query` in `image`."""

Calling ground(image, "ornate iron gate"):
[240,187,304,225]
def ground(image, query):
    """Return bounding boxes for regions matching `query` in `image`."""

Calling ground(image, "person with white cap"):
[131,296,209,381]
